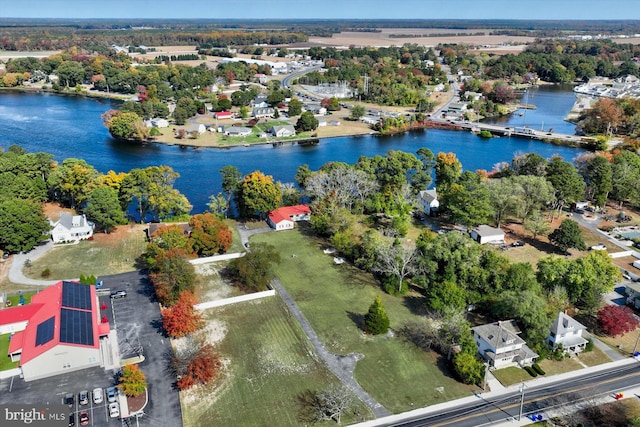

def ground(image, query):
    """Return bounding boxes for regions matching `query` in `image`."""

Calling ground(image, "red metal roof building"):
[267,205,311,231]
[2,281,110,381]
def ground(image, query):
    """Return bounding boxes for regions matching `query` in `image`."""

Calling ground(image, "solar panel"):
[59,309,94,346]
[35,316,55,346]
[61,281,92,310]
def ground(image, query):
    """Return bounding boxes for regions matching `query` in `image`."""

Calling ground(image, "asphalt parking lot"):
[99,271,182,427]
[0,366,121,426]
[1,271,182,427]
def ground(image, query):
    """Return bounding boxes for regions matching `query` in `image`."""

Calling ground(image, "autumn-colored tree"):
[149,248,196,306]
[188,213,233,256]
[435,152,462,193]
[597,305,639,337]
[234,170,282,219]
[161,291,204,338]
[119,365,147,397]
[171,337,222,390]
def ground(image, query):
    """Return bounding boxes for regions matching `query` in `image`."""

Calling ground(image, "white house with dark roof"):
[472,320,538,368]
[470,225,505,244]
[252,107,275,118]
[418,189,439,216]
[50,213,94,244]
[625,282,640,309]
[269,125,296,138]
[546,312,588,355]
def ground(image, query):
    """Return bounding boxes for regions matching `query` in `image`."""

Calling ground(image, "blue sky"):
[2,0,640,20]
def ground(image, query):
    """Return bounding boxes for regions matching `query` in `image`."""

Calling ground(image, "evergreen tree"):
[363,296,390,335]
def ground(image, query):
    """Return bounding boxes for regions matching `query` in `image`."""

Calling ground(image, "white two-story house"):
[472,320,538,369]
[547,312,588,355]
[418,189,439,216]
[50,213,94,244]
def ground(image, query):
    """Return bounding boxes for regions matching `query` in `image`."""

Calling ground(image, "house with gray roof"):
[418,189,439,216]
[472,320,538,368]
[546,312,588,355]
[252,107,275,118]
[225,126,252,137]
[269,125,296,138]
[50,213,95,244]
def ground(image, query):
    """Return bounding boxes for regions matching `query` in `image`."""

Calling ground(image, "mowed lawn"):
[182,297,373,427]
[252,229,474,413]
[24,224,147,280]
[0,334,18,370]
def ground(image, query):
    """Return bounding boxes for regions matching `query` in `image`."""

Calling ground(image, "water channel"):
[0,88,586,213]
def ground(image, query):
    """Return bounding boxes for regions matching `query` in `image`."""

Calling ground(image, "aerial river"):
[0,87,586,213]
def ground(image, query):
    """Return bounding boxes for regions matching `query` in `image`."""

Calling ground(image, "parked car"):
[590,243,607,251]
[64,393,74,407]
[512,241,525,247]
[109,402,120,418]
[92,387,103,404]
[68,413,75,427]
[79,411,89,426]
[78,390,89,406]
[110,290,127,299]
[106,386,117,403]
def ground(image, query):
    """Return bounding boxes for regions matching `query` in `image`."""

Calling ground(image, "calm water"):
[483,84,578,134]
[0,90,586,213]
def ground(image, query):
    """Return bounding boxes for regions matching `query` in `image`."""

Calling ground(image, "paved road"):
[356,359,640,427]
[272,278,391,418]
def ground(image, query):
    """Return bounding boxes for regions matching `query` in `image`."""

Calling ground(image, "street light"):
[518,381,526,421]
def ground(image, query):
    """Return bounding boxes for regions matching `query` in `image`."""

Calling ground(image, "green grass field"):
[23,225,147,280]
[181,297,372,427]
[0,334,19,371]
[253,228,474,413]
[491,367,533,386]
[5,291,36,307]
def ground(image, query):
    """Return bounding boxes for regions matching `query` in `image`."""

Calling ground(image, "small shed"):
[470,225,505,244]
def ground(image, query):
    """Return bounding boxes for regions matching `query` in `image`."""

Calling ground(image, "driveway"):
[8,240,59,286]
[97,271,182,427]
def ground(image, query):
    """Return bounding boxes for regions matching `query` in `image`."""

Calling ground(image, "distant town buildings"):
[574,75,640,99]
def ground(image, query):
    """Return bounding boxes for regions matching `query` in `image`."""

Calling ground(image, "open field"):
[252,227,474,413]
[193,261,243,303]
[308,28,535,50]
[181,297,373,427]
[23,224,147,280]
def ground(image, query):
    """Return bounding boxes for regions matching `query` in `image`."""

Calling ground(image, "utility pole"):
[518,381,525,421]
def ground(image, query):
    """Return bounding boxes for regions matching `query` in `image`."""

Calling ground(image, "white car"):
[109,402,120,418]
[590,243,607,251]
[106,386,117,403]
[92,388,103,404]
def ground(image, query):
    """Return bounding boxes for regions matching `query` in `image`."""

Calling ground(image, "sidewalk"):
[352,357,639,427]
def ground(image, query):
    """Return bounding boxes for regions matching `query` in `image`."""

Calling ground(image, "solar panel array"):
[61,281,92,311]
[35,316,55,346]
[60,309,94,346]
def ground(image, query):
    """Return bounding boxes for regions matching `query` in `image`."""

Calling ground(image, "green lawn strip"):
[577,347,612,366]
[0,334,19,370]
[6,291,36,307]
[538,358,583,376]
[23,230,147,280]
[182,298,372,427]
[252,229,473,413]
[491,367,532,387]
[223,219,245,253]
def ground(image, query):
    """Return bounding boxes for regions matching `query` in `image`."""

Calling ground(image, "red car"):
[79,411,89,426]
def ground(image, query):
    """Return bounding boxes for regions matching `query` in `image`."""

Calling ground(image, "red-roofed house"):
[267,205,311,231]
[2,281,110,381]
[214,111,232,120]
[0,304,44,334]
